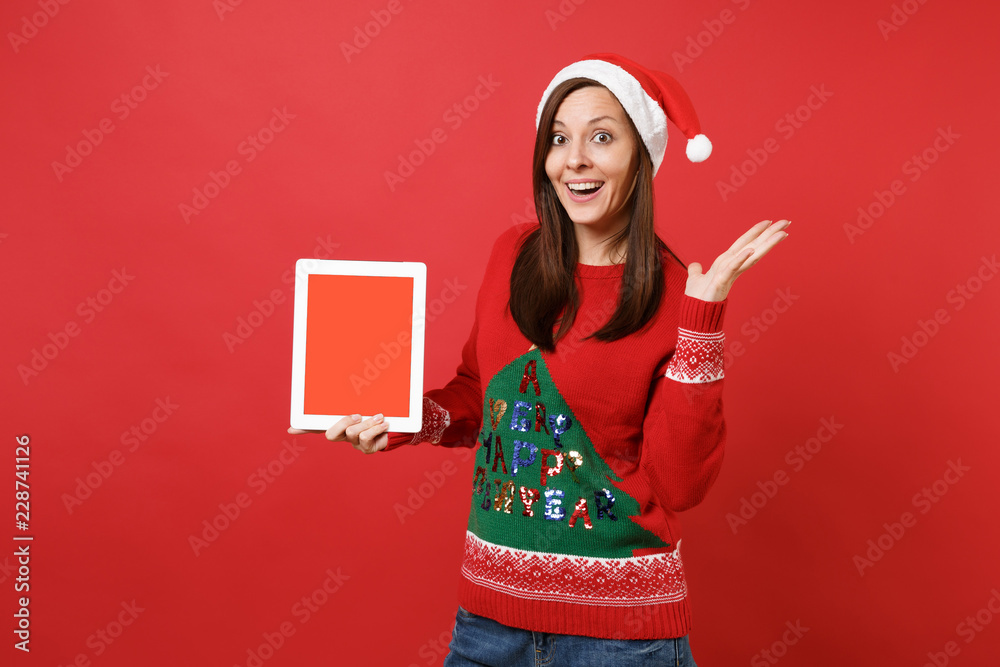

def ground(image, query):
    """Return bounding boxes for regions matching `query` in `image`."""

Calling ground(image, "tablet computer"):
[290,258,426,432]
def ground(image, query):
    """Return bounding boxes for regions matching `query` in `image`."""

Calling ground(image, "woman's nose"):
[566,141,591,169]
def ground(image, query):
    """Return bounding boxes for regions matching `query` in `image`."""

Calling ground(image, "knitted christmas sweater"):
[383,222,728,640]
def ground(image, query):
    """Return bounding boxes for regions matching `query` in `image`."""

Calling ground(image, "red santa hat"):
[536,52,712,176]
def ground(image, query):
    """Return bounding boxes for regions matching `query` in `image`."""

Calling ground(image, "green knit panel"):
[467,348,668,558]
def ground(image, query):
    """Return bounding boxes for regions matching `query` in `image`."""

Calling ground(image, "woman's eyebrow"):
[552,115,618,127]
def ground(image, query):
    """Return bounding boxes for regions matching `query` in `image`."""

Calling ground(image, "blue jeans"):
[442,605,699,667]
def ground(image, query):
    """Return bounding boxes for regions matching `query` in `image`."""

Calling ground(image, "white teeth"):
[567,181,603,191]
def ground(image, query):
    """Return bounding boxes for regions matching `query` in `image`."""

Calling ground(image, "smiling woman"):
[291,51,790,667]
[545,86,640,254]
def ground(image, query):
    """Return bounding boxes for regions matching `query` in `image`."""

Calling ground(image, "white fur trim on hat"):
[536,59,669,175]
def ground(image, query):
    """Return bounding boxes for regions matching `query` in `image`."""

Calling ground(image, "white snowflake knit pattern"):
[461,531,688,605]
[665,328,725,383]
[409,396,451,444]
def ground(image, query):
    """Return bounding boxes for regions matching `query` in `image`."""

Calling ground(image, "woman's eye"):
[551,135,566,146]
[595,132,611,143]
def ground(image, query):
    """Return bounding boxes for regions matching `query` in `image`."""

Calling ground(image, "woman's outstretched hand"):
[287,413,391,454]
[685,219,790,302]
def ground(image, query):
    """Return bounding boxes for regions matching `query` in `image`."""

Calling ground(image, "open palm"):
[686,219,790,302]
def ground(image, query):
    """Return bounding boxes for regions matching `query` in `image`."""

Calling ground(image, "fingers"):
[290,415,392,454]
[356,418,391,454]
[725,219,789,258]
[731,224,789,275]
[328,413,362,442]
[752,220,790,252]
[723,220,773,256]
[341,413,391,454]
[706,221,788,292]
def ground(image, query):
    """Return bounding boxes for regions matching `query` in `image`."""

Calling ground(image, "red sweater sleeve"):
[640,294,728,512]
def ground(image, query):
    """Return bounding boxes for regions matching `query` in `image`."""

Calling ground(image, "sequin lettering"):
[594,488,617,521]
[565,450,584,484]
[483,431,493,466]
[519,486,540,517]
[510,400,532,432]
[568,497,593,529]
[493,480,515,514]
[548,413,572,448]
[480,479,493,510]
[511,440,538,476]
[544,488,565,521]
[519,359,540,396]
[488,397,507,431]
[472,466,487,495]
[539,449,564,487]
[533,401,549,434]
[490,480,503,510]
[492,433,507,474]
[471,354,636,538]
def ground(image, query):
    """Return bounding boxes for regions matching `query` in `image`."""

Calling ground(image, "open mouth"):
[566,181,604,198]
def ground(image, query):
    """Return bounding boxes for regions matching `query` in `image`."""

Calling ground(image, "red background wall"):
[4,1,999,665]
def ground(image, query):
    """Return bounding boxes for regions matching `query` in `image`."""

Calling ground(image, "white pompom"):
[686,134,712,162]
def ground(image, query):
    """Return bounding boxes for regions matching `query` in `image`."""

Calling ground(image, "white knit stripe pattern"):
[461,531,688,606]
[408,396,451,445]
[665,328,725,384]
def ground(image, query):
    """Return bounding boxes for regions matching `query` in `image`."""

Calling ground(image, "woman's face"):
[544,85,640,232]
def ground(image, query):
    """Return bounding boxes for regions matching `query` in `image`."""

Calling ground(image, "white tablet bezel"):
[290,258,425,432]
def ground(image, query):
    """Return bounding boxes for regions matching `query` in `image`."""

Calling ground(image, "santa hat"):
[536,52,712,176]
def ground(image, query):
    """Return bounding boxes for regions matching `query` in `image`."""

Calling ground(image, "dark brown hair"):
[509,77,685,353]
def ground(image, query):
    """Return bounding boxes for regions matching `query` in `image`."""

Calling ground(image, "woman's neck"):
[575,219,628,266]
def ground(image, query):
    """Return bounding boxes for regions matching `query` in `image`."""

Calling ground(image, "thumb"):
[688,262,703,278]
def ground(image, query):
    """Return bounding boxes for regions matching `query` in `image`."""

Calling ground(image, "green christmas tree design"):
[468,348,669,558]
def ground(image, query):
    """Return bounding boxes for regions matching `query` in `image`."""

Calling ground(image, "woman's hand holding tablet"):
[287,413,392,454]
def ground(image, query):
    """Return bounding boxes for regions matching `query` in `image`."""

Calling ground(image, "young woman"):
[291,53,789,666]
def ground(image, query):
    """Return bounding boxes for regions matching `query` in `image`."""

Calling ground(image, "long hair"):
[509,77,685,353]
